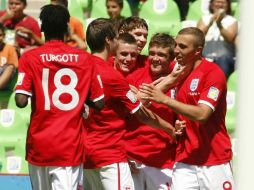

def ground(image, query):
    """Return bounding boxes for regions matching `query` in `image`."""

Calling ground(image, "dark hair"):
[86,18,116,53]
[117,32,136,44]
[16,0,27,6]
[0,23,6,34]
[209,0,232,15]
[106,0,123,8]
[118,16,148,33]
[51,0,68,8]
[178,27,205,48]
[39,4,70,40]
[149,33,175,57]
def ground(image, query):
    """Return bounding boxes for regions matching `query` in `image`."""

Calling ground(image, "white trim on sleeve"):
[198,100,215,111]
[15,90,32,97]
[130,102,142,114]
[92,94,105,102]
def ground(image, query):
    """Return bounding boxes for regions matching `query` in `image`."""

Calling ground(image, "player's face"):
[129,27,148,53]
[115,41,138,74]
[174,34,199,67]
[8,0,26,18]
[106,0,122,19]
[149,45,171,77]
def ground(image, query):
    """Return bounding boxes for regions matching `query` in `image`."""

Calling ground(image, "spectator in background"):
[174,0,189,21]
[197,0,238,79]
[0,23,18,90]
[0,0,43,55]
[106,0,125,20]
[51,0,87,50]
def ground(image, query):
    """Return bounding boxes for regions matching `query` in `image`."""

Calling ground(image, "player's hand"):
[15,26,32,38]
[174,120,186,136]
[139,83,168,104]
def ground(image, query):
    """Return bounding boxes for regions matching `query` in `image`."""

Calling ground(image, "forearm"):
[136,106,176,137]
[162,97,211,122]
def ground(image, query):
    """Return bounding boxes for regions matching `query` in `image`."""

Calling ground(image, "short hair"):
[51,0,68,8]
[149,33,175,57]
[39,4,70,39]
[209,0,232,15]
[86,18,116,53]
[106,0,123,8]
[16,0,27,6]
[117,32,136,45]
[118,16,148,33]
[178,27,205,48]
[0,23,5,34]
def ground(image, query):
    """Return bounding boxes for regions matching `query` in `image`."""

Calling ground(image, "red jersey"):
[126,67,177,169]
[15,40,104,166]
[0,11,42,48]
[84,56,141,169]
[175,58,232,165]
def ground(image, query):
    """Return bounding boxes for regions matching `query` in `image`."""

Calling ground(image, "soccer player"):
[83,18,181,190]
[140,27,234,189]
[15,5,104,190]
[125,33,180,190]
[113,32,139,77]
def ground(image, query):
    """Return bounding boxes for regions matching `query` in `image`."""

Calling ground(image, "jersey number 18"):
[42,68,79,111]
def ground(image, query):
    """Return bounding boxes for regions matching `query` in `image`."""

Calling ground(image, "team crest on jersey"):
[126,90,137,103]
[207,86,220,101]
[190,78,199,91]
[17,73,25,85]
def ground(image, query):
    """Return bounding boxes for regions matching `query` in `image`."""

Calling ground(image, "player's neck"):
[93,50,109,61]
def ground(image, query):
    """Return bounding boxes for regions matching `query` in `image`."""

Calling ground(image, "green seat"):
[90,0,132,19]
[139,0,181,37]
[226,71,237,134]
[231,2,240,20]
[7,92,31,127]
[0,110,28,173]
[187,0,207,21]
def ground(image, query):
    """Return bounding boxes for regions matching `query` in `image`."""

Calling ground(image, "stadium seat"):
[0,110,28,173]
[7,92,31,127]
[226,70,237,134]
[187,0,210,21]
[90,0,132,19]
[139,0,181,37]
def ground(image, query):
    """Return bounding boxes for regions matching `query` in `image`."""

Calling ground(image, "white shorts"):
[129,160,172,190]
[171,162,235,190]
[84,162,134,190]
[29,163,83,190]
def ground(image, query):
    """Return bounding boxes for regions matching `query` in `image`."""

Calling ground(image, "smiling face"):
[8,0,26,19]
[106,0,122,19]
[115,40,138,75]
[128,27,148,53]
[149,45,172,78]
[210,0,230,14]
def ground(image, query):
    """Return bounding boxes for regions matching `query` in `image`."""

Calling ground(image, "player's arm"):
[85,98,104,111]
[140,83,213,123]
[15,93,29,108]
[134,105,185,138]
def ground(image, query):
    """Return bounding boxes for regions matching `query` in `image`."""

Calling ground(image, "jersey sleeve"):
[88,63,104,102]
[15,53,33,96]
[112,74,141,114]
[198,69,227,111]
